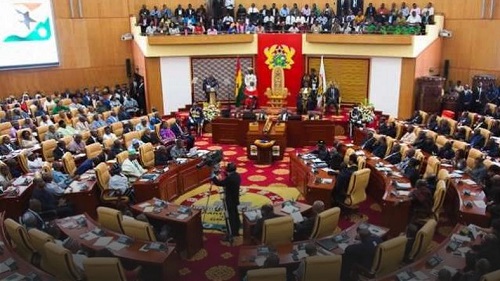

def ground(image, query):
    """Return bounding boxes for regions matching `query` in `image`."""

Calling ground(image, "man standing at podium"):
[203,75,219,103]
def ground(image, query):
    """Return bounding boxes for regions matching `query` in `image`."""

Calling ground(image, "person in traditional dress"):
[187,103,204,136]
[243,68,258,110]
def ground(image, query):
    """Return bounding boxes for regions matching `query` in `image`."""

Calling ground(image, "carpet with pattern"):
[173,133,453,281]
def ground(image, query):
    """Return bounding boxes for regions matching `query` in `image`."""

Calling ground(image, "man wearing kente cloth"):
[202,75,219,104]
[244,68,258,110]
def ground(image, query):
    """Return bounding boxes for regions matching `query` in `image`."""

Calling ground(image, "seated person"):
[456,258,491,281]
[53,140,69,161]
[310,140,330,161]
[294,200,325,241]
[187,104,204,135]
[0,136,19,155]
[482,139,500,158]
[457,112,471,127]
[453,149,467,170]
[20,130,39,148]
[42,172,66,197]
[378,117,388,135]
[56,120,77,137]
[406,110,422,124]
[44,125,60,141]
[436,119,451,136]
[170,139,187,159]
[329,142,344,170]
[27,152,45,172]
[487,192,500,221]
[361,131,376,151]
[106,112,119,124]
[154,145,171,166]
[141,128,161,145]
[127,139,144,152]
[86,130,103,145]
[159,121,176,144]
[75,156,101,176]
[74,116,90,132]
[242,253,280,281]
[149,111,162,126]
[468,157,487,184]
[135,118,152,131]
[437,141,455,160]
[412,131,427,149]
[421,136,438,155]
[426,114,439,131]
[472,116,487,130]
[31,177,73,218]
[0,164,13,190]
[109,163,135,201]
[102,126,117,141]
[90,114,106,130]
[121,149,146,182]
[67,134,85,154]
[453,127,468,142]
[385,122,397,138]
[293,243,318,281]
[469,129,485,149]
[277,109,290,121]
[385,143,402,164]
[372,136,388,158]
[109,139,124,159]
[404,158,421,186]
[52,162,73,187]
[408,179,433,224]
[332,154,358,205]
[251,204,277,241]
[341,225,382,281]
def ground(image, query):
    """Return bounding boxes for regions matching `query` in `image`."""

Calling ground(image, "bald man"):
[294,200,325,240]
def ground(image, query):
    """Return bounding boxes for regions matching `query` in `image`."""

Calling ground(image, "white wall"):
[160,57,192,114]
[369,57,402,117]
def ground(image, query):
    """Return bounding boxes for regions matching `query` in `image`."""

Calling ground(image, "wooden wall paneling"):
[144,58,163,115]
[468,20,500,71]
[55,19,91,68]
[398,58,416,119]
[81,0,100,18]
[414,38,443,77]
[132,42,146,77]
[494,0,500,19]
[98,0,130,18]
[442,20,473,70]
[308,57,370,105]
[52,0,72,18]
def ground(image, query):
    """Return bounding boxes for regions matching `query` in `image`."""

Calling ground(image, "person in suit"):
[457,112,472,127]
[378,117,388,135]
[468,157,487,185]
[385,143,402,164]
[212,162,241,241]
[364,2,376,17]
[325,82,341,115]
[474,81,486,113]
[469,129,485,149]
[277,109,291,121]
[372,136,388,158]
[332,154,358,205]
[141,128,160,145]
[53,140,68,161]
[421,137,438,155]
[385,122,397,138]
[472,116,487,130]
[453,127,468,142]
[436,119,451,136]
[483,139,500,158]
[404,158,421,186]
[341,225,382,281]
[361,131,376,151]
[311,140,330,162]
[31,177,73,218]
[329,141,344,170]
[294,200,325,240]
[251,204,276,241]
[412,131,427,149]
[408,179,433,224]
[86,130,102,145]
[407,110,423,124]
[154,145,171,166]
[437,142,455,160]
[0,136,18,155]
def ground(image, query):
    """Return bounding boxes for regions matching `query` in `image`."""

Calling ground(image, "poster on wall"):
[0,0,59,70]
[256,33,303,107]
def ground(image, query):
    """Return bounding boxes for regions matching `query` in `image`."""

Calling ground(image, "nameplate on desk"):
[394,182,412,190]
[144,242,167,251]
[140,173,159,181]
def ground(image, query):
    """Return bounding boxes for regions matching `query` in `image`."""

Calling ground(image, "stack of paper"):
[281,205,299,214]
[93,237,113,247]
[290,212,304,223]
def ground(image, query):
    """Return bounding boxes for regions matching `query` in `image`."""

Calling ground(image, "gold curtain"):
[308,57,370,105]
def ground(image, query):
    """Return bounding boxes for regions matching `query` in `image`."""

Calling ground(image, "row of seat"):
[2,215,140,281]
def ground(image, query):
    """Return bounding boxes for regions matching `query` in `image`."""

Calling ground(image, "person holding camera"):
[211,162,241,241]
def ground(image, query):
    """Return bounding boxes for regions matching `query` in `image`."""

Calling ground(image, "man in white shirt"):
[145,23,157,35]
[109,164,134,200]
[121,149,146,183]
[102,126,117,141]
[421,2,434,24]
[409,3,421,16]
[400,125,417,144]
[222,13,234,30]
[406,11,422,24]
[27,152,45,172]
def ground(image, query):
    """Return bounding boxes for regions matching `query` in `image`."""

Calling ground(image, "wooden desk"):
[56,214,178,281]
[289,153,337,209]
[238,222,388,276]
[0,175,34,219]
[133,158,211,203]
[0,212,54,281]
[247,123,286,161]
[377,225,479,281]
[63,172,99,218]
[242,202,312,245]
[131,200,203,259]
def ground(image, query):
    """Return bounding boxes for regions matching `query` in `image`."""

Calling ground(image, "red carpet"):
[174,133,452,281]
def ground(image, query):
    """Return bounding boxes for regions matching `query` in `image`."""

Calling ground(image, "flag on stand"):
[318,56,327,95]
[234,58,245,107]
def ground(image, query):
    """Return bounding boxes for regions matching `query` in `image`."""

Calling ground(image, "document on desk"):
[107,241,127,251]
[474,200,487,208]
[290,212,304,223]
[451,234,471,243]
[80,232,99,241]
[281,205,299,214]
[143,206,154,213]
[139,202,151,208]
[320,178,333,184]
[461,179,477,185]
[176,214,189,220]
[395,182,412,190]
[93,237,113,247]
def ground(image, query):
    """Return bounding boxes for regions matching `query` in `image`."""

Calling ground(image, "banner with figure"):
[256,34,303,107]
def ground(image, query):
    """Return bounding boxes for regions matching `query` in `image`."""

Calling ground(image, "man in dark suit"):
[474,81,486,113]
[0,136,18,155]
[364,2,376,17]
[212,162,241,241]
[53,140,68,161]
[372,136,388,158]
[361,131,376,151]
[171,118,194,150]
[252,204,276,241]
[469,129,485,149]
[294,200,325,240]
[277,109,291,122]
[407,110,423,124]
[332,154,358,205]
[325,82,341,115]
[385,143,402,164]
[86,130,102,145]
[154,145,171,166]
[350,0,363,16]
[404,158,421,186]
[341,226,382,280]
[311,140,330,162]
[337,0,350,19]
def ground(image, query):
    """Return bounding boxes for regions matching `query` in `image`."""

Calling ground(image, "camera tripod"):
[202,163,235,246]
